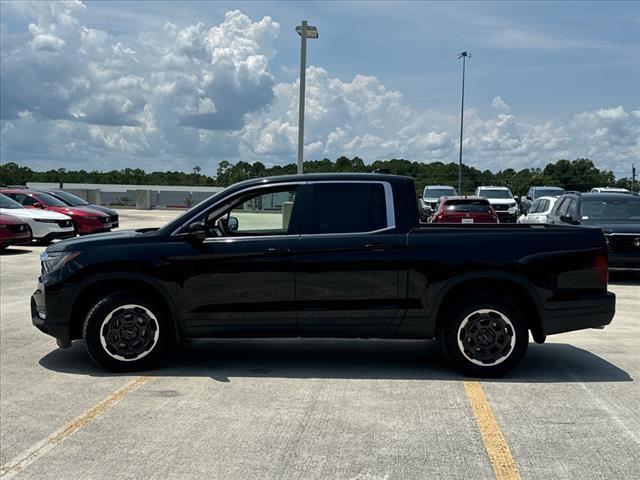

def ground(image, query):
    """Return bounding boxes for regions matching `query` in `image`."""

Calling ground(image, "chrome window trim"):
[173,179,396,239]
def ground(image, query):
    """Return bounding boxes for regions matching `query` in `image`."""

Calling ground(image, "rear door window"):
[309,183,388,234]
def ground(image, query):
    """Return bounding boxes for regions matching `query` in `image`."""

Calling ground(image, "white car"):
[474,186,519,222]
[0,194,75,243]
[517,196,558,224]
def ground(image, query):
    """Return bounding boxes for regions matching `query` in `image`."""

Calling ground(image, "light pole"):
[295,20,318,175]
[457,51,470,193]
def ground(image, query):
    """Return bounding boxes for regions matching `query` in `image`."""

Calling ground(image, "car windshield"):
[0,194,24,209]
[48,190,89,206]
[534,188,564,198]
[444,200,491,212]
[424,187,456,198]
[478,189,513,199]
[581,197,640,222]
[35,192,69,207]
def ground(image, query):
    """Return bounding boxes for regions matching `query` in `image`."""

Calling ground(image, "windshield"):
[478,189,513,199]
[444,199,491,212]
[49,190,89,206]
[424,187,456,199]
[581,198,640,222]
[160,187,228,231]
[35,192,69,207]
[0,194,24,209]
[534,188,564,199]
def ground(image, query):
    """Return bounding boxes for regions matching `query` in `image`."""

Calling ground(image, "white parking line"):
[0,376,152,479]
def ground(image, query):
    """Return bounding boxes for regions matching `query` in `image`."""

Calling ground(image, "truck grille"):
[607,234,640,253]
[492,204,508,211]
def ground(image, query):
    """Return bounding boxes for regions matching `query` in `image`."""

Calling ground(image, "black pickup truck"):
[32,173,615,376]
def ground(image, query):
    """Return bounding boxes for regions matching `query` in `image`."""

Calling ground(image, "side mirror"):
[187,221,207,241]
[560,214,578,225]
[228,216,239,232]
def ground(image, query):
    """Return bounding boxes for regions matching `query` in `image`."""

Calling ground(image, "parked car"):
[419,185,457,218]
[32,189,119,228]
[517,196,558,224]
[33,173,615,377]
[431,196,498,224]
[520,186,565,213]
[0,213,32,249]
[0,189,112,235]
[549,192,640,270]
[590,187,632,195]
[475,186,519,222]
[0,194,75,244]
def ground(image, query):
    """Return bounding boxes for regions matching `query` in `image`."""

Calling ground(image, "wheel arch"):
[432,271,546,344]
[68,273,183,342]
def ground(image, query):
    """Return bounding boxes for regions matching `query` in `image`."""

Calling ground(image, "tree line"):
[0,157,635,196]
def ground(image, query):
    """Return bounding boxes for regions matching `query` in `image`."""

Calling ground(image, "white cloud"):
[1,4,638,178]
[491,96,510,111]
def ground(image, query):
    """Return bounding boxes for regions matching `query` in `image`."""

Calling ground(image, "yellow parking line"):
[464,381,522,480]
[0,376,152,479]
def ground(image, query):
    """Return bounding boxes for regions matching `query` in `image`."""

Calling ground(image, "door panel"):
[173,237,299,336]
[295,233,405,336]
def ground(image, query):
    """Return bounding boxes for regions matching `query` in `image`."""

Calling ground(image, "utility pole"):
[457,51,470,193]
[633,162,637,194]
[295,21,318,175]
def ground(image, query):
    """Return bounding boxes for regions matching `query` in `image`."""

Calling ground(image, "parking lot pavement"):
[1,209,639,479]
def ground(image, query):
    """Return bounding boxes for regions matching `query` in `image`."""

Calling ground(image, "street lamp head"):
[296,23,319,39]
[457,51,471,59]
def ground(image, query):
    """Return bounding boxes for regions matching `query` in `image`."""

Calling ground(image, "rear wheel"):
[440,295,528,377]
[83,292,169,372]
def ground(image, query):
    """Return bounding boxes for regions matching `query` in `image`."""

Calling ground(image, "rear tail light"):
[593,254,608,286]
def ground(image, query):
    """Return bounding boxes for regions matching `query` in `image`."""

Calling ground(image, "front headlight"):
[34,218,59,223]
[40,251,79,274]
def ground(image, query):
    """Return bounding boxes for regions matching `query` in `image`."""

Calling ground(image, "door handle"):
[264,247,292,256]
[364,242,388,252]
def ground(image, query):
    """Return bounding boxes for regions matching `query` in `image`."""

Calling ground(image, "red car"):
[431,196,499,224]
[0,190,112,235]
[0,213,32,249]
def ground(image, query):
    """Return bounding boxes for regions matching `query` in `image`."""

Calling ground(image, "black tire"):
[83,291,169,372]
[440,295,528,377]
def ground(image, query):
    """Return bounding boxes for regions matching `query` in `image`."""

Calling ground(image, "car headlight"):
[40,251,80,273]
[85,216,100,220]
[34,218,60,223]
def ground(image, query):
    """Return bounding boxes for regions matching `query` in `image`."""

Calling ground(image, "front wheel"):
[83,292,169,372]
[440,295,528,377]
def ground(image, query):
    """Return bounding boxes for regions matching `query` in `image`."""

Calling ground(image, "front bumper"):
[31,280,73,347]
[608,252,640,270]
[0,232,31,245]
[39,231,76,242]
[76,223,111,235]
[541,292,615,336]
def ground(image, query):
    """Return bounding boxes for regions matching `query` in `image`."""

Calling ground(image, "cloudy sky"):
[1,1,639,177]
